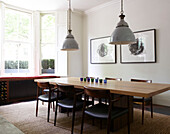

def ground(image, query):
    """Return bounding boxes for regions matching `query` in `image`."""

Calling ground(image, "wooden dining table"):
[34,77,170,97]
[34,77,170,131]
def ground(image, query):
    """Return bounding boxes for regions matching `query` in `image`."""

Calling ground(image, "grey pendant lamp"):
[61,0,79,51]
[110,0,136,45]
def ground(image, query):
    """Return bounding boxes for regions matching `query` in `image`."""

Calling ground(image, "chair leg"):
[53,102,55,112]
[127,96,130,134]
[67,109,69,117]
[107,97,112,134]
[151,97,153,118]
[105,98,107,104]
[87,96,89,101]
[99,98,101,104]
[110,120,114,132]
[54,101,58,126]
[92,117,95,126]
[71,108,76,134]
[81,95,87,134]
[81,110,85,134]
[142,98,144,125]
[92,97,94,106]
[100,119,102,129]
[36,86,39,117]
[36,99,39,117]
[47,102,51,122]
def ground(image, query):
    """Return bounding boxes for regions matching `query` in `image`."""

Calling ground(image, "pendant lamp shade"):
[110,0,136,45]
[61,0,79,51]
[61,30,79,51]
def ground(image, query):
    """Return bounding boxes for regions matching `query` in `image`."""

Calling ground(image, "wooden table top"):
[34,77,170,98]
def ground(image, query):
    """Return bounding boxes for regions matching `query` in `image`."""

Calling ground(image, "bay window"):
[3,7,33,75]
[0,2,67,76]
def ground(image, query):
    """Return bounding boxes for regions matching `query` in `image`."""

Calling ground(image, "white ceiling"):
[1,0,113,11]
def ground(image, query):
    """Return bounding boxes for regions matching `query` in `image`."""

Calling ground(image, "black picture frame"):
[120,29,156,64]
[90,36,116,64]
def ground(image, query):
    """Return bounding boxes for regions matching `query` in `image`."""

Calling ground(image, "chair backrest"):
[37,82,50,89]
[84,86,110,99]
[105,77,122,81]
[131,79,152,83]
[86,77,96,79]
[57,84,75,93]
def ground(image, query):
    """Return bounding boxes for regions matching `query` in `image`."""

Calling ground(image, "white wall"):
[67,11,83,77]
[83,0,170,106]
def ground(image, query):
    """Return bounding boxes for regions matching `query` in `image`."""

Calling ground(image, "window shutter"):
[55,11,67,76]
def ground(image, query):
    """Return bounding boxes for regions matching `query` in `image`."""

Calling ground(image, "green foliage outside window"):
[5,61,28,69]
[5,9,31,41]
[42,59,55,69]
[19,61,29,69]
[49,59,54,69]
[41,14,56,43]
[42,59,50,69]
[5,61,18,69]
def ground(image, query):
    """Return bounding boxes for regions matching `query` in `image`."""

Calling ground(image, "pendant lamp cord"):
[120,0,124,14]
[68,0,71,31]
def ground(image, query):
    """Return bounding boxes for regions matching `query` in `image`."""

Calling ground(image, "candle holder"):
[84,78,86,82]
[80,78,83,81]
[99,79,103,83]
[104,79,107,84]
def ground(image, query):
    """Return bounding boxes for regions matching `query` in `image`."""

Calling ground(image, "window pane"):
[41,14,56,43]
[41,29,55,43]
[4,8,32,75]
[41,14,55,29]
[18,13,32,42]
[5,8,32,42]
[4,43,30,73]
[18,43,30,73]
[40,14,56,74]
[41,44,55,74]
[4,42,18,73]
[4,42,18,61]
[41,44,56,59]
[5,9,18,41]
[18,44,30,62]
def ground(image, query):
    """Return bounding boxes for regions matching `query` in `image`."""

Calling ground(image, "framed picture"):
[120,29,156,63]
[90,36,116,64]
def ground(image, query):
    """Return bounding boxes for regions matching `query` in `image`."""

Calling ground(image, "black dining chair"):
[81,86,130,134]
[36,82,57,122]
[42,85,58,111]
[131,79,153,125]
[54,84,84,134]
[103,77,122,104]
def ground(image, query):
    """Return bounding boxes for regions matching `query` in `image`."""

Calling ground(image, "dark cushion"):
[38,94,57,102]
[58,98,84,109]
[133,96,151,102]
[85,103,128,119]
[43,88,58,92]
